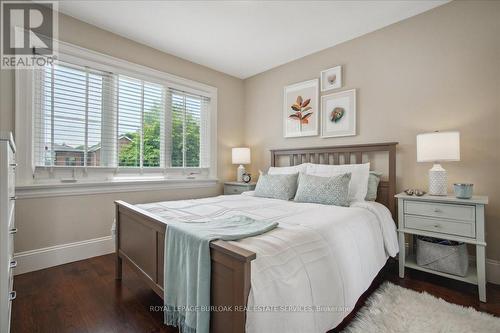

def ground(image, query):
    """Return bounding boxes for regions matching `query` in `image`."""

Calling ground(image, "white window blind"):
[33,62,116,167]
[168,88,210,168]
[117,76,165,168]
[32,61,210,171]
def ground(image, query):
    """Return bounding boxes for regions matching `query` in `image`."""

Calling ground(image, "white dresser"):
[0,132,16,333]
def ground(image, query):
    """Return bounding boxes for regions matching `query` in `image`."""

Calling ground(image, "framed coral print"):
[320,65,342,92]
[283,79,319,138]
[321,89,356,138]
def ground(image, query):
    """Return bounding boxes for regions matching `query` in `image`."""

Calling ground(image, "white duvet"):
[137,193,398,333]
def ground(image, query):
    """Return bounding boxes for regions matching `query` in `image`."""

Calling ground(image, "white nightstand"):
[396,193,489,302]
[224,182,256,195]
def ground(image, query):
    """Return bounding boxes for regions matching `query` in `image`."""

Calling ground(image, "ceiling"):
[58,1,448,79]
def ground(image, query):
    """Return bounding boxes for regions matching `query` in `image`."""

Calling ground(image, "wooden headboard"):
[270,142,398,217]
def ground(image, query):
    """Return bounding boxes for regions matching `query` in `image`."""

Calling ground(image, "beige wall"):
[15,187,220,252]
[243,1,500,260]
[0,13,245,252]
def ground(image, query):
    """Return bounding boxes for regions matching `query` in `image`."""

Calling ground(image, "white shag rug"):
[343,282,500,333]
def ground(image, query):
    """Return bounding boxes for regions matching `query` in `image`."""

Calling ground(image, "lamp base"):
[237,165,246,182]
[428,163,447,196]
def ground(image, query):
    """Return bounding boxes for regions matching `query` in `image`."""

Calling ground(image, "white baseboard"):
[468,255,500,285]
[486,259,500,285]
[13,236,115,275]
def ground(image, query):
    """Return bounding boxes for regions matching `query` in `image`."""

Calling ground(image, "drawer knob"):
[9,291,16,301]
[433,224,440,228]
[434,208,442,213]
[9,227,18,235]
[10,163,17,168]
[10,196,17,201]
[10,260,17,269]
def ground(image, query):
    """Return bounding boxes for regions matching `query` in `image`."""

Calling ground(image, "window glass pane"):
[86,72,104,166]
[185,96,201,167]
[52,65,86,166]
[117,76,164,168]
[169,91,205,168]
[34,63,112,167]
[117,76,142,167]
[171,93,184,167]
[37,66,53,166]
[143,82,164,167]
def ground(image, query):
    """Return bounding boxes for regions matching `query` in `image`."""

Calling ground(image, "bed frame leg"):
[116,255,122,280]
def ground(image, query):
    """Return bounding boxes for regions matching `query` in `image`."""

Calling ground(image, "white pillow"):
[267,163,309,175]
[305,163,370,203]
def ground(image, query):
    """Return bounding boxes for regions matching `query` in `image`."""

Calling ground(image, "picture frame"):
[283,79,319,138]
[321,89,356,138]
[320,65,342,92]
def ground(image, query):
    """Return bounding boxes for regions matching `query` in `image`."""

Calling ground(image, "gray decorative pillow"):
[294,172,351,206]
[365,172,382,201]
[254,173,299,200]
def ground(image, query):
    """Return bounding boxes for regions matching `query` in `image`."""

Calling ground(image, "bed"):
[114,142,398,333]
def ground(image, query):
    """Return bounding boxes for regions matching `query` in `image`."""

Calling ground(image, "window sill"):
[15,178,219,199]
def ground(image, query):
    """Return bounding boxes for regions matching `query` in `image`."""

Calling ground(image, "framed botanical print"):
[320,65,342,92]
[321,89,356,138]
[283,79,319,138]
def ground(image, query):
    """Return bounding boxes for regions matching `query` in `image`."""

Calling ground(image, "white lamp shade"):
[232,147,251,165]
[417,131,460,162]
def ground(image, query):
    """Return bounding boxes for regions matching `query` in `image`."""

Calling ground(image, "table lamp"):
[232,147,251,182]
[417,131,460,196]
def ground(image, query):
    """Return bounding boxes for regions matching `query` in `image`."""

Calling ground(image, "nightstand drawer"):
[404,215,475,238]
[224,185,248,195]
[404,201,475,222]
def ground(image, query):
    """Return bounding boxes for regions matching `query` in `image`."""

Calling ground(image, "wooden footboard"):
[114,200,256,333]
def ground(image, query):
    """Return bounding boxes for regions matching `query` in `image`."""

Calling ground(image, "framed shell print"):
[320,65,342,92]
[283,79,319,138]
[321,89,356,138]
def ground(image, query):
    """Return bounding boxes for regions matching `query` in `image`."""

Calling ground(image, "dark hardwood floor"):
[11,254,499,333]
[12,254,175,333]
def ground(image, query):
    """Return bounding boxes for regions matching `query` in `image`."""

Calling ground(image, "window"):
[33,62,113,167]
[116,76,165,168]
[31,59,212,175]
[170,89,210,168]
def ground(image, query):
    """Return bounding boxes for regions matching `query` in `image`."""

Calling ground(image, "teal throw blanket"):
[164,215,278,333]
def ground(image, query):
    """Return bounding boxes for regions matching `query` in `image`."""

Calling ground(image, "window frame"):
[15,39,218,192]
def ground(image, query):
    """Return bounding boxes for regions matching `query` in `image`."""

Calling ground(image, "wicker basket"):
[416,236,468,277]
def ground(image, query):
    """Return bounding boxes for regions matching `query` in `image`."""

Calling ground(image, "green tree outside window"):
[119,104,200,167]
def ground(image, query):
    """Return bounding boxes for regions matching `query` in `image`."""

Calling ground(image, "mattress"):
[137,193,398,333]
